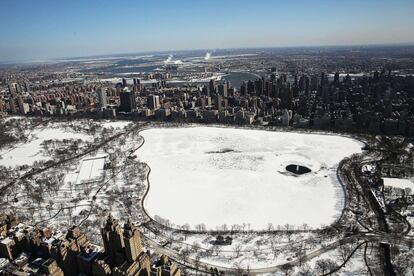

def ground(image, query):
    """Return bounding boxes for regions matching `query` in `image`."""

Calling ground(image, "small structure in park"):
[286,164,311,175]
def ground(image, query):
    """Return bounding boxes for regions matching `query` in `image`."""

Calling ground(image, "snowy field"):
[383,177,414,191]
[101,120,131,129]
[137,127,363,230]
[0,127,92,167]
[76,155,107,185]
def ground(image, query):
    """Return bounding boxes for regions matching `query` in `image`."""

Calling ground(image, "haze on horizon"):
[1,0,414,62]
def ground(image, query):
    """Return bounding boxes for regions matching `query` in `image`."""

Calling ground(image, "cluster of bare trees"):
[369,135,414,165]
[279,255,338,275]
[153,215,174,228]
[314,258,338,275]
[65,120,103,136]
[393,250,414,275]
[0,118,33,150]
[41,138,85,158]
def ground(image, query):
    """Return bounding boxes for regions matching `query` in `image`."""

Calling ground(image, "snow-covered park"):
[0,127,92,167]
[0,117,146,240]
[138,127,364,230]
[0,118,130,168]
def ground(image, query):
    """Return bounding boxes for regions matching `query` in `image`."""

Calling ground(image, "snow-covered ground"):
[101,120,131,129]
[76,154,107,185]
[383,177,414,191]
[0,127,92,167]
[0,118,147,243]
[137,127,363,230]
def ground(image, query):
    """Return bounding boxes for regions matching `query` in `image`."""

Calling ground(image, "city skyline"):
[1,0,414,62]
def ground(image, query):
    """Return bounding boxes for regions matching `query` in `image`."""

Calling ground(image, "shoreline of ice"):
[137,126,364,230]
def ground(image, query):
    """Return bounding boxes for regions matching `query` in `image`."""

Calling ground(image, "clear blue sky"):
[1,0,414,62]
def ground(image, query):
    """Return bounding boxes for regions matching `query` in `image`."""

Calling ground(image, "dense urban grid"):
[0,46,413,135]
[0,46,414,275]
[0,213,181,275]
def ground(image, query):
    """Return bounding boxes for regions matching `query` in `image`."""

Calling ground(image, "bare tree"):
[270,240,280,260]
[339,243,353,263]
[231,224,240,233]
[280,263,293,276]
[195,223,206,232]
[191,242,200,254]
[181,223,190,240]
[233,262,244,276]
[315,258,338,275]
[297,263,313,276]
[194,256,201,275]
[233,244,242,258]
[393,251,414,275]
[180,246,191,264]
[286,230,293,243]
[267,223,274,231]
[295,242,306,267]
[211,244,221,256]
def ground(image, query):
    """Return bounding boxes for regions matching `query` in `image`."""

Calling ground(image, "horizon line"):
[2,41,414,65]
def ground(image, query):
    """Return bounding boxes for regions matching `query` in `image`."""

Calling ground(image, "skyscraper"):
[122,221,142,263]
[8,84,14,95]
[147,95,160,110]
[119,89,136,113]
[100,215,151,276]
[254,78,264,96]
[209,79,216,94]
[334,72,340,84]
[97,88,107,108]
[101,215,126,267]
[9,98,17,114]
[133,78,140,86]
[240,82,247,96]
[217,83,228,97]
[17,95,29,115]
[122,78,127,88]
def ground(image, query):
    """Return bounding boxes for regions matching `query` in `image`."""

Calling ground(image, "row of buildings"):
[1,70,414,135]
[0,214,181,276]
